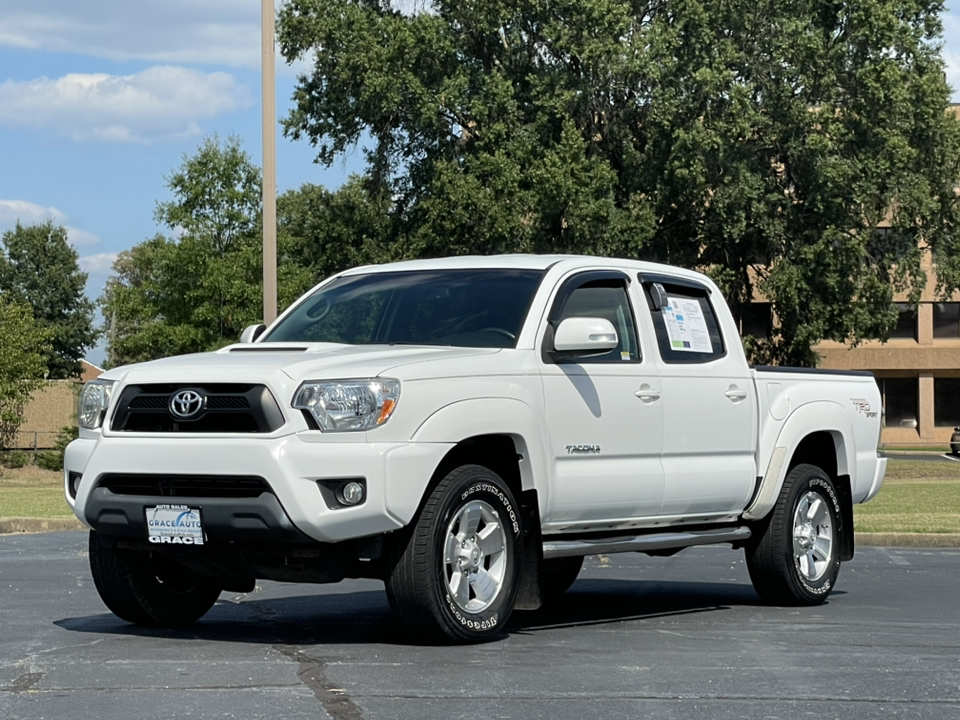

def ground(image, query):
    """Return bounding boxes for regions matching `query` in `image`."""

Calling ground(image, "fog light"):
[338,481,365,506]
[68,472,82,499]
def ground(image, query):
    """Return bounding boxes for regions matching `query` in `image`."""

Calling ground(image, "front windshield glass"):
[262,269,545,348]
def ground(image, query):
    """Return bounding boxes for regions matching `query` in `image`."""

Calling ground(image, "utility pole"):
[261,0,278,325]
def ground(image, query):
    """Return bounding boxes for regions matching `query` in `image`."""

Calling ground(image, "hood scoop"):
[228,346,308,353]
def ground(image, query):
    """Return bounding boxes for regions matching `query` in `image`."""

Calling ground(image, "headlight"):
[78,379,115,430]
[293,379,400,432]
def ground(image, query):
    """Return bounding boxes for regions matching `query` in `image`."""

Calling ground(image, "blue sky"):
[2,1,960,366]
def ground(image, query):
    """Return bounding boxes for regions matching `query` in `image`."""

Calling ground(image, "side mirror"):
[239,324,266,343]
[553,317,618,354]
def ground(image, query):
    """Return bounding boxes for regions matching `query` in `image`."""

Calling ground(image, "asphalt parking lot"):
[1,532,958,720]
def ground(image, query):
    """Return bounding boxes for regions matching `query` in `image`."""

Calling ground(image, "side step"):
[542,527,752,559]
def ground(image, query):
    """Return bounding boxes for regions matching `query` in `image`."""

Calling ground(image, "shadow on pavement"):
[55,578,765,646]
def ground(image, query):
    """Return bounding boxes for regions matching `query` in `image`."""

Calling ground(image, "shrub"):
[36,425,78,471]
[0,449,30,468]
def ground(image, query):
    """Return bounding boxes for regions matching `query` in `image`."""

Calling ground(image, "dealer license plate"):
[145,504,205,545]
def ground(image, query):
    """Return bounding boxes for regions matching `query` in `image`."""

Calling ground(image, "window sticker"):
[661,296,713,353]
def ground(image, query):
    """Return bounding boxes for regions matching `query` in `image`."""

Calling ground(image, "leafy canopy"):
[0,299,51,447]
[278,0,960,365]
[101,136,317,367]
[0,221,97,379]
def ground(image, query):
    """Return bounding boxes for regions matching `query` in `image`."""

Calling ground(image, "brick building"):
[12,360,103,450]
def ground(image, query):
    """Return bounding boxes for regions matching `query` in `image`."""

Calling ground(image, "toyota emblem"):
[169,389,205,419]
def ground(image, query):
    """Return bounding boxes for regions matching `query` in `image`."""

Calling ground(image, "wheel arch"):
[411,398,550,500]
[408,399,551,611]
[745,402,854,522]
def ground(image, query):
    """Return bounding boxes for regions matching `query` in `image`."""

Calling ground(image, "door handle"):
[635,385,661,402]
[725,387,748,402]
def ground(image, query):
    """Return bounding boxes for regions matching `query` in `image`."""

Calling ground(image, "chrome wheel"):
[792,490,834,582]
[443,499,508,613]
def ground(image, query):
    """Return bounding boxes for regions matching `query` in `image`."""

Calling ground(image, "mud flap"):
[837,474,855,562]
[514,489,543,610]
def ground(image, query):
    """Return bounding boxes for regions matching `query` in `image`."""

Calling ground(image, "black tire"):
[745,463,842,605]
[88,531,222,626]
[385,464,522,643]
[542,556,584,599]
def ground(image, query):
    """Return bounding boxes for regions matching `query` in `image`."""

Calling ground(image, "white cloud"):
[1,199,101,250]
[67,227,102,248]
[78,252,118,275]
[944,11,960,102]
[0,199,65,226]
[0,0,262,69]
[0,66,252,143]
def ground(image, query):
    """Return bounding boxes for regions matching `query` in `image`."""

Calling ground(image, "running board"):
[542,527,752,559]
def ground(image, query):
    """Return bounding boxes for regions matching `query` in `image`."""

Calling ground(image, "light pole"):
[261,0,278,325]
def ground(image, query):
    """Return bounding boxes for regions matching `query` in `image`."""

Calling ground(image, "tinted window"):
[890,303,916,340]
[933,303,960,339]
[934,378,960,426]
[740,302,772,339]
[264,270,544,348]
[643,279,726,364]
[878,377,918,428]
[546,275,640,363]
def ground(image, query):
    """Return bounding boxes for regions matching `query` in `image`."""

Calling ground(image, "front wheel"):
[745,463,842,605]
[386,464,522,643]
[88,531,222,626]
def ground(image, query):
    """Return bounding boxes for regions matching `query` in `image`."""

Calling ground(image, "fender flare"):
[743,401,854,521]
[411,396,551,503]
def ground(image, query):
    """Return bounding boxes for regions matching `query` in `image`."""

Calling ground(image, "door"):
[539,271,665,526]
[639,274,758,517]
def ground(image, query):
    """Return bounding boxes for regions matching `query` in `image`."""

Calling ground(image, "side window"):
[642,278,726,364]
[545,274,640,364]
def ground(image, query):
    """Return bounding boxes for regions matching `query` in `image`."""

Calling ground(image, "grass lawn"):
[0,466,70,518]
[854,459,960,534]
[1,458,958,533]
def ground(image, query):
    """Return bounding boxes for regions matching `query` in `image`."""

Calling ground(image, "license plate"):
[145,504,204,545]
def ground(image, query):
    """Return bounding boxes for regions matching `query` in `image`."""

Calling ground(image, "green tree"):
[278,176,395,281]
[155,135,262,254]
[0,221,98,378]
[0,299,51,448]
[277,0,960,365]
[101,136,316,367]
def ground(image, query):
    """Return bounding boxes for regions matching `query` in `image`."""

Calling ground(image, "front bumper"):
[64,433,453,543]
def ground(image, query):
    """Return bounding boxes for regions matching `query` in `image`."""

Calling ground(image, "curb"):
[855,532,960,548]
[1,517,959,548]
[0,517,85,535]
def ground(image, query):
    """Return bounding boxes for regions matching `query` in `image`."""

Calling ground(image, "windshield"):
[262,269,545,348]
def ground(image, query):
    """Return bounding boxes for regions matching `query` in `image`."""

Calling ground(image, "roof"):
[338,254,711,284]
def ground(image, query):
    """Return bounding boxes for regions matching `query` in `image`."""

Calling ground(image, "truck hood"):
[106,343,501,386]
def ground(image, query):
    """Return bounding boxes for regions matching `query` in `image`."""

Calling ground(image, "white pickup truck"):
[66,255,886,642]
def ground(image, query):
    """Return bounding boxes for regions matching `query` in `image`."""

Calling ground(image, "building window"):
[740,303,772,339]
[878,377,918,428]
[934,378,960,427]
[933,303,960,339]
[889,303,916,340]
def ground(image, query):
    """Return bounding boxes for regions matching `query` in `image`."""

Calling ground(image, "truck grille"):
[110,383,284,433]
[97,474,272,498]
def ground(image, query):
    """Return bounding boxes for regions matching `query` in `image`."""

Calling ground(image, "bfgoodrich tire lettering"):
[745,463,842,605]
[88,531,222,626]
[386,464,522,643]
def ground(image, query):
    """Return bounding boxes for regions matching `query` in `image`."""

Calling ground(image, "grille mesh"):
[98,474,271,498]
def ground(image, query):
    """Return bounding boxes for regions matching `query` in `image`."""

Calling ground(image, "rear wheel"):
[745,463,842,605]
[386,464,522,643]
[88,531,222,626]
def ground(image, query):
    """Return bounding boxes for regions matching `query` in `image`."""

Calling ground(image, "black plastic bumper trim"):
[84,487,313,543]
